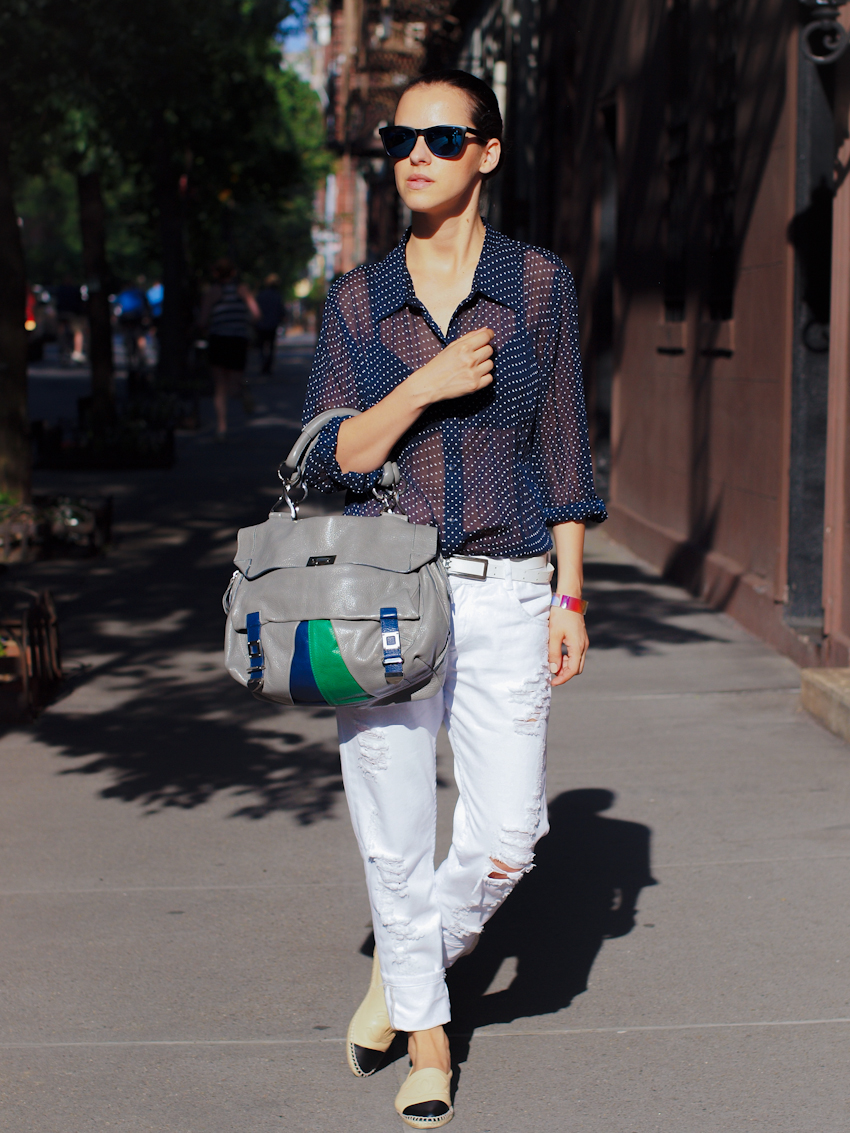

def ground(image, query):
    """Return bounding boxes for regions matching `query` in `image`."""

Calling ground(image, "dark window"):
[708,0,737,321]
[664,0,690,323]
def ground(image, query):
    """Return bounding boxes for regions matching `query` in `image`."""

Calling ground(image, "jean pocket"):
[506,579,552,624]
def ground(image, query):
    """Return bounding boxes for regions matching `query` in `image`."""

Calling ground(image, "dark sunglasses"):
[379,124,489,159]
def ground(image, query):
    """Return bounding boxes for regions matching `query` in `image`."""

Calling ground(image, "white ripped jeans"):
[336,564,552,1032]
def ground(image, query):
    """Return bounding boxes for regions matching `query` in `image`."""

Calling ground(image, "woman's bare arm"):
[198,285,221,330]
[336,327,494,473]
[548,520,588,686]
[238,283,261,322]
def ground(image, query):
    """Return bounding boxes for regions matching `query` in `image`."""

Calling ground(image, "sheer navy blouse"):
[302,221,607,558]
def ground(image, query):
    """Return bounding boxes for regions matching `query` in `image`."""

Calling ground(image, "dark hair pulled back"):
[398,69,503,175]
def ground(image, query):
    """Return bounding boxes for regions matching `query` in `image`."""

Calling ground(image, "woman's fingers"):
[458,326,494,347]
[549,611,588,686]
[410,327,496,403]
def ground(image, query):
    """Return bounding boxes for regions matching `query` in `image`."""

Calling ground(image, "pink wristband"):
[551,593,588,614]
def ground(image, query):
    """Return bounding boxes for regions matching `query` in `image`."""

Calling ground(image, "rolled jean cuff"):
[383,972,450,1032]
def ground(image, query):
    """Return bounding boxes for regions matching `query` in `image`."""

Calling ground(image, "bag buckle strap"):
[246,611,264,690]
[380,607,403,684]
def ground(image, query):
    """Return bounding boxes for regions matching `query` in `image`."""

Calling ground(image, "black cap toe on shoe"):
[351,1044,384,1076]
[402,1101,451,1118]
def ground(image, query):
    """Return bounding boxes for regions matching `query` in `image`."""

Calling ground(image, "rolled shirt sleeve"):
[301,278,385,496]
[528,264,608,525]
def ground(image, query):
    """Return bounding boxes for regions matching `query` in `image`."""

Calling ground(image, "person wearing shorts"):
[199,259,260,438]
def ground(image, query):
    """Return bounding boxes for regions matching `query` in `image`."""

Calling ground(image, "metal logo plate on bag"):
[306,555,336,566]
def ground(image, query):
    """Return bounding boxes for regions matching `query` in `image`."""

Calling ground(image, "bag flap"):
[228,564,420,624]
[233,514,438,579]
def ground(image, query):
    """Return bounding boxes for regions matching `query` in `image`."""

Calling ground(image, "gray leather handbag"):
[223,409,452,707]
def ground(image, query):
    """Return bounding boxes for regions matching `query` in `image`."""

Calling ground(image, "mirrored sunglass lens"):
[426,127,463,156]
[382,128,414,155]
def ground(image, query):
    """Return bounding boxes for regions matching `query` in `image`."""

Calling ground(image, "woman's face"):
[391,84,500,216]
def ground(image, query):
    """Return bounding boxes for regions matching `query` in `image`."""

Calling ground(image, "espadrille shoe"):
[346,951,396,1077]
[394,1067,453,1128]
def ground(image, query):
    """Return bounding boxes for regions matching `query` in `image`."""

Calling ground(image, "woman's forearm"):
[549,520,588,685]
[336,379,431,473]
[335,327,495,474]
[552,520,585,595]
[239,284,261,322]
[198,288,217,329]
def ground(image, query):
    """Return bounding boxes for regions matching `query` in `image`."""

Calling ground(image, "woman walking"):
[302,70,606,1127]
[199,259,260,439]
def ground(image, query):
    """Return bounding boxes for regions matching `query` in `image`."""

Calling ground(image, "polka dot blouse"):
[302,220,607,558]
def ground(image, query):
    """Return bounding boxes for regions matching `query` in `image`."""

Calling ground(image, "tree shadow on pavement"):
[445,788,656,1062]
[37,678,345,824]
[583,560,723,654]
[31,620,347,821]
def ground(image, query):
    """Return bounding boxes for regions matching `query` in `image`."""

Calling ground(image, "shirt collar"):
[369,219,520,322]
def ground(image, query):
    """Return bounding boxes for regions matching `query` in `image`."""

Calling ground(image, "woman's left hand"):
[548,607,588,686]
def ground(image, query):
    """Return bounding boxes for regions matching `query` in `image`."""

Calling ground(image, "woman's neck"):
[404,195,488,335]
[407,193,486,279]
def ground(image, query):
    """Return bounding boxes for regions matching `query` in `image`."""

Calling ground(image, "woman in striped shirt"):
[199,258,260,439]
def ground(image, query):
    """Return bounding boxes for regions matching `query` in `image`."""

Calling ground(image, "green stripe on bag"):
[307,619,371,705]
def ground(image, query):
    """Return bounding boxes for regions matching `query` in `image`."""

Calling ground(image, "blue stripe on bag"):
[246,611,264,688]
[289,620,326,704]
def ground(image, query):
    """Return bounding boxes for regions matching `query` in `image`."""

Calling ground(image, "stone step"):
[801,667,850,743]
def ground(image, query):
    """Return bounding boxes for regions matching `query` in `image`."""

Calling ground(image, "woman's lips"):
[406,176,434,188]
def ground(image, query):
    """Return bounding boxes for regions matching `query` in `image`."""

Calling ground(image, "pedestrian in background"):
[54,277,87,365]
[255,272,284,375]
[114,277,151,377]
[146,279,164,326]
[302,70,605,1127]
[199,259,260,440]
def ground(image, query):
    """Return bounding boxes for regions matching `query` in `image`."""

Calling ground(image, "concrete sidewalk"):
[0,344,848,1131]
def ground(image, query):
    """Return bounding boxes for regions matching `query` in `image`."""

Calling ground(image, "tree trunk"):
[0,94,30,504]
[77,169,114,420]
[154,122,187,388]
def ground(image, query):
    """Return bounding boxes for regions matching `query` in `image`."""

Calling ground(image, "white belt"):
[443,553,553,584]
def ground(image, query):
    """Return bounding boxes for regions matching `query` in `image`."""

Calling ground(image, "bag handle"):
[277,408,402,518]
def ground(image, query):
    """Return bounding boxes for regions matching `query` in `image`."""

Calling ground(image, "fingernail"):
[549,663,559,674]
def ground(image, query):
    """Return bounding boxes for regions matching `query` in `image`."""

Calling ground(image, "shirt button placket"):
[443,419,463,553]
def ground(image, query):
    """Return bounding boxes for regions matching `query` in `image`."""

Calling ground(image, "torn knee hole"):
[488,857,519,879]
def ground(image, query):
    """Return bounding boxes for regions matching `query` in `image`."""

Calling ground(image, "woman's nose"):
[409,136,432,164]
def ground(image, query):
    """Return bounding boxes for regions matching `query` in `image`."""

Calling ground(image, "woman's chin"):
[400,192,475,221]
[398,188,442,212]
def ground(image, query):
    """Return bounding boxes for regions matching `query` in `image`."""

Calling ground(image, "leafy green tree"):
[187,66,331,293]
[2,0,329,496]
[67,0,322,383]
[17,168,82,282]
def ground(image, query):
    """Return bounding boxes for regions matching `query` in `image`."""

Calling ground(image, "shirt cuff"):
[303,415,385,495]
[543,497,608,525]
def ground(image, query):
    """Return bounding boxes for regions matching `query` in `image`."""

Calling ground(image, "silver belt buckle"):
[448,555,489,580]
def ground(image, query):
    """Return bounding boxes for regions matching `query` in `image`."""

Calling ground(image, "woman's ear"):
[480,138,501,176]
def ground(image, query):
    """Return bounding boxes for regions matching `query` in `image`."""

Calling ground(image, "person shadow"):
[444,788,656,1065]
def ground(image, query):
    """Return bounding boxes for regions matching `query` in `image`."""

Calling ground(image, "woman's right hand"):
[406,327,494,408]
